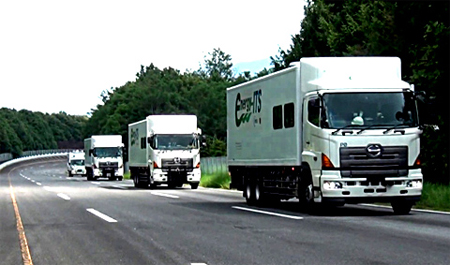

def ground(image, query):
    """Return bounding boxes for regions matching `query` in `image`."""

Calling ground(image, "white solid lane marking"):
[86,208,117,223]
[43,186,53,191]
[232,206,304,220]
[57,193,71,201]
[150,191,179,199]
[112,185,126,189]
[91,182,101,185]
[191,263,208,265]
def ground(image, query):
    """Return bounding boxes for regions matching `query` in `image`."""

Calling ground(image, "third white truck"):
[128,114,203,189]
[227,57,423,214]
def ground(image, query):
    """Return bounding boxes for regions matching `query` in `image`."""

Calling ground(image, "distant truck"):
[128,115,203,189]
[84,135,124,181]
[67,151,86,177]
[227,57,423,214]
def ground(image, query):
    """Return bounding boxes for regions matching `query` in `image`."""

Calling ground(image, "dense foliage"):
[0,108,86,157]
[271,0,449,183]
[83,48,263,158]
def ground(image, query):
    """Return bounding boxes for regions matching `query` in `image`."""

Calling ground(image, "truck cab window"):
[307,97,320,126]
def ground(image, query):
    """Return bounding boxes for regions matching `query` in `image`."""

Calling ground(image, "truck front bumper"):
[70,167,86,175]
[153,168,201,183]
[316,169,423,203]
[94,167,124,177]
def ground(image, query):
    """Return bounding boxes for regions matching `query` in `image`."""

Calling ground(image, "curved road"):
[1,157,449,265]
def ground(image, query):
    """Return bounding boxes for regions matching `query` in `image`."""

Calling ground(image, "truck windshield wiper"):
[356,124,392,134]
[383,124,410,134]
[331,125,361,135]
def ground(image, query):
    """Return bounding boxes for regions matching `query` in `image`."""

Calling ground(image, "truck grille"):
[339,146,408,178]
[161,158,193,172]
[99,162,118,168]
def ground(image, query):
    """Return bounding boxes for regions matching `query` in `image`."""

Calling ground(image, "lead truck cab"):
[227,57,423,214]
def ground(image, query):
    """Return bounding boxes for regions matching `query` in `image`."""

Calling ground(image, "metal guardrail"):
[201,156,227,174]
[1,150,227,174]
[0,151,70,172]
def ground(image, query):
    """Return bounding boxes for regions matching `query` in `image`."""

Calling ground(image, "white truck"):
[84,135,124,181]
[128,115,203,189]
[227,57,423,214]
[67,151,86,177]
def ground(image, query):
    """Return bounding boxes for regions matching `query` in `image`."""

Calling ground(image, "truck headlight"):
[323,181,343,190]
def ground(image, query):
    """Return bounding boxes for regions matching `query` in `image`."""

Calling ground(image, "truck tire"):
[118,176,123,181]
[298,171,314,210]
[245,179,265,206]
[190,183,199,189]
[87,169,94,181]
[133,175,139,187]
[245,181,256,206]
[391,201,413,215]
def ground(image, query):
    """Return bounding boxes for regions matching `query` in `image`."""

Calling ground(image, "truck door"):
[302,95,323,187]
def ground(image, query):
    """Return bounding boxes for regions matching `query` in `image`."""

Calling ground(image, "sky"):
[0,0,306,116]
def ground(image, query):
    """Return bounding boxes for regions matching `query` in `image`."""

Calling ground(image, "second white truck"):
[84,135,124,181]
[128,115,203,189]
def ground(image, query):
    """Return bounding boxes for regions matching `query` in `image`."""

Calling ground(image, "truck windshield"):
[70,159,84,166]
[322,92,419,129]
[94,147,122,158]
[154,134,198,150]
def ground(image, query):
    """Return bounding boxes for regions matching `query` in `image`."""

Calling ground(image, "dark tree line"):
[83,48,263,158]
[0,108,87,157]
[271,0,449,183]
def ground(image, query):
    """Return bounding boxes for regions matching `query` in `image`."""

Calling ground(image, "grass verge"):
[415,182,450,212]
[200,171,230,189]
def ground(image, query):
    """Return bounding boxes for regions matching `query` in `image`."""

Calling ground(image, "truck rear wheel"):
[87,169,94,181]
[391,201,413,215]
[190,183,199,189]
[245,180,265,206]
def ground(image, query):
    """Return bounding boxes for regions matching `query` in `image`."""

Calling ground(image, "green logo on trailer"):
[235,90,262,127]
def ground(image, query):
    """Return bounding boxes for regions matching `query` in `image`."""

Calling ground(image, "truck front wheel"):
[391,201,413,215]
[298,173,314,210]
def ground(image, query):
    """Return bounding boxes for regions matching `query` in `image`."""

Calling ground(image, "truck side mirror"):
[201,135,207,147]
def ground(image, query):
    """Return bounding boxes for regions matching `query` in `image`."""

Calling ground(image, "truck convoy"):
[67,151,86,177]
[84,135,124,181]
[227,57,423,214]
[128,115,203,189]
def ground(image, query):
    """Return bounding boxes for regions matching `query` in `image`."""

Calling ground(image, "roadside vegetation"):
[416,183,450,212]
[200,172,230,189]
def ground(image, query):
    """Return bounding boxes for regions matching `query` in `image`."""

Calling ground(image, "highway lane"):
[1,158,450,265]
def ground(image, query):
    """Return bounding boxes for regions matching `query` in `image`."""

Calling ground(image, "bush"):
[200,172,230,189]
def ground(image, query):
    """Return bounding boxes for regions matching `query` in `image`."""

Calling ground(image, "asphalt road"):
[1,157,450,265]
